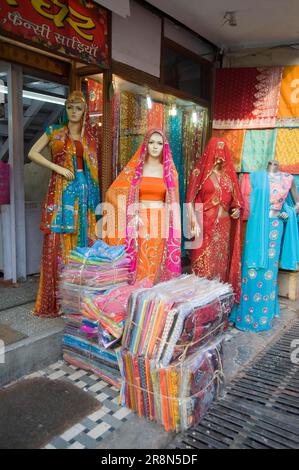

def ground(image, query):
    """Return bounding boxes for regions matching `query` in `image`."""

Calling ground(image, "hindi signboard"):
[0,0,109,68]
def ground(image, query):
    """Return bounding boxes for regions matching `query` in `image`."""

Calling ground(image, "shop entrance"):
[0,61,68,281]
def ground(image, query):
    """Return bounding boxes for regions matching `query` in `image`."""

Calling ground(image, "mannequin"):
[230,161,299,332]
[186,137,243,302]
[103,129,181,283]
[28,91,100,317]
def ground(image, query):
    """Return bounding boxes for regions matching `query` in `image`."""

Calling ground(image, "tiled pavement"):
[24,361,133,449]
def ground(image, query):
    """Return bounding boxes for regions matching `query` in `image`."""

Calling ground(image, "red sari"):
[186,137,243,302]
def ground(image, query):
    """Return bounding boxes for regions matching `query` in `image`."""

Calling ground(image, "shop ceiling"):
[146,0,299,49]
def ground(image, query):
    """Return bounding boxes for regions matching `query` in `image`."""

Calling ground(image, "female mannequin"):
[230,161,299,331]
[103,129,181,283]
[28,91,100,317]
[186,137,243,302]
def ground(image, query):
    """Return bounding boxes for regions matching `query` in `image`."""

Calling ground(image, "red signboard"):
[0,0,109,68]
[0,161,10,205]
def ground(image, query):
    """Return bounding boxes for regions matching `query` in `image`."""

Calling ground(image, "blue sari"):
[230,171,299,332]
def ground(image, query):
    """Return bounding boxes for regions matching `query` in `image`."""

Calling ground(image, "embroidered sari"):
[103,129,181,283]
[33,117,100,318]
[186,137,243,302]
[230,171,299,332]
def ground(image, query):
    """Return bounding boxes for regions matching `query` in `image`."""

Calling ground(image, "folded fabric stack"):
[59,240,130,315]
[119,338,223,432]
[119,275,234,431]
[63,314,121,388]
[61,240,131,387]
[91,278,154,348]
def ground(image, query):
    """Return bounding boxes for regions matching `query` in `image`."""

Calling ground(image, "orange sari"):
[102,129,181,283]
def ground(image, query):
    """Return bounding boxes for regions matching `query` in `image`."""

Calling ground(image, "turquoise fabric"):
[230,170,299,332]
[167,111,186,254]
[241,129,277,172]
[51,167,88,247]
[230,218,283,331]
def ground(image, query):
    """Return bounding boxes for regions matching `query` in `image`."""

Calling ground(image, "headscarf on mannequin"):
[103,128,181,283]
[186,137,243,301]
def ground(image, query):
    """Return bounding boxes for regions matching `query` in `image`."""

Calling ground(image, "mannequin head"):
[65,91,86,124]
[214,140,225,169]
[267,160,279,173]
[147,132,164,162]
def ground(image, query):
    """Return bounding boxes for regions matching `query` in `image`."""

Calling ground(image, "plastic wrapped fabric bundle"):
[63,314,121,388]
[93,278,154,348]
[59,240,130,316]
[122,275,233,365]
[119,338,224,432]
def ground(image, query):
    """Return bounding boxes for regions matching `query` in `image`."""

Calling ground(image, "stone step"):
[0,302,64,386]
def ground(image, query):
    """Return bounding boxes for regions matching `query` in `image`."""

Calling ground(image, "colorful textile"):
[147,102,164,130]
[33,109,100,318]
[275,128,299,174]
[41,125,100,234]
[186,137,244,302]
[119,339,224,432]
[63,314,121,388]
[93,278,153,348]
[119,92,147,170]
[122,275,233,363]
[87,78,103,114]
[182,110,206,189]
[277,66,299,127]
[103,129,181,284]
[240,173,251,221]
[212,129,245,172]
[230,171,299,331]
[213,67,283,129]
[241,129,277,173]
[59,241,130,316]
[270,173,294,210]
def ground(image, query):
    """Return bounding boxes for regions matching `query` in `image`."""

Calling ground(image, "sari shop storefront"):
[0,0,110,282]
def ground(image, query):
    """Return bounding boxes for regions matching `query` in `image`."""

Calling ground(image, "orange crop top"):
[74,140,84,170]
[139,176,166,201]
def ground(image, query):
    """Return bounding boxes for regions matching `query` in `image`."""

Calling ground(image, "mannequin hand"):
[56,166,75,181]
[190,222,201,238]
[278,211,289,220]
[230,208,240,219]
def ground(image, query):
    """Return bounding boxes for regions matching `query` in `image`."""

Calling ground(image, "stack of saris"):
[119,338,223,432]
[59,240,130,315]
[63,314,121,388]
[119,275,234,431]
[92,279,153,348]
[60,240,131,387]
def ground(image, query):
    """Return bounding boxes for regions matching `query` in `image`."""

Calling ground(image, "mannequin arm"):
[28,133,74,180]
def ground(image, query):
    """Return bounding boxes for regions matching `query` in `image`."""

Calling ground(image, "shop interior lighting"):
[192,109,198,123]
[0,84,65,105]
[169,103,177,117]
[146,93,152,110]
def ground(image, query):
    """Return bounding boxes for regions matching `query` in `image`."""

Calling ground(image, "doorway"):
[0,61,69,281]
